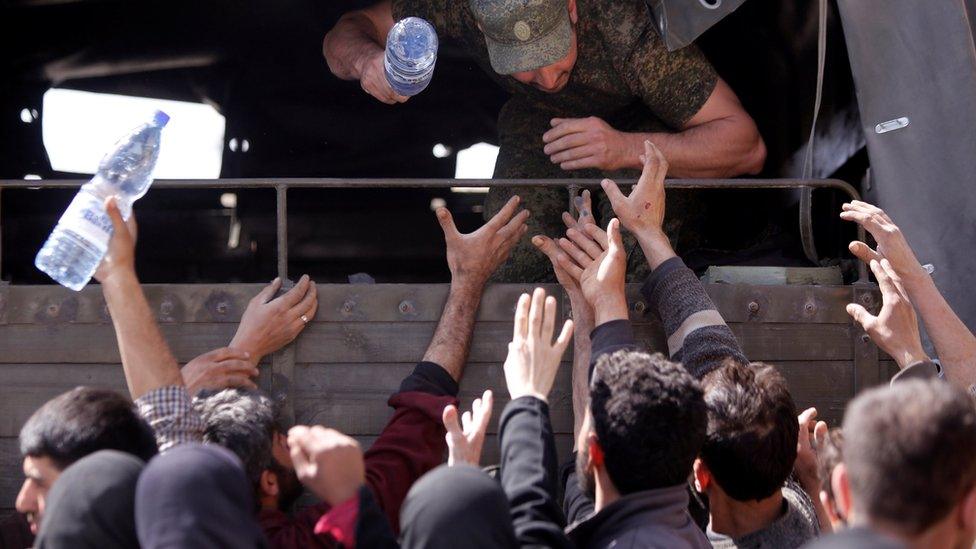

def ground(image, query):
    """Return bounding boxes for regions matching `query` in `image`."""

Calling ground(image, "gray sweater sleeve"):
[640,257,748,379]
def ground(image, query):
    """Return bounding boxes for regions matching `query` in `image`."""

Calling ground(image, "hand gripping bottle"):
[35,111,169,290]
[384,17,439,96]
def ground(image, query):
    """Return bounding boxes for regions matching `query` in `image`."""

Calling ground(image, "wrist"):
[568,295,595,329]
[450,275,487,298]
[893,346,931,369]
[901,264,933,293]
[636,230,676,270]
[618,132,645,170]
[593,294,629,326]
[228,336,263,365]
[509,390,549,403]
[100,268,139,294]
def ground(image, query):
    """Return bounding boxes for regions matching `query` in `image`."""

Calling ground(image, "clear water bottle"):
[384,17,439,97]
[35,111,169,291]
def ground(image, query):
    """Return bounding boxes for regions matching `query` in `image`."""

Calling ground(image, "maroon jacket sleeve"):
[364,361,459,534]
[260,362,458,548]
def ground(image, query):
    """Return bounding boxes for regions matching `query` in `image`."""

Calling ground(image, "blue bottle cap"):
[153,110,170,127]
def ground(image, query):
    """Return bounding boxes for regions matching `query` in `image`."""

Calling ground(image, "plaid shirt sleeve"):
[135,385,205,452]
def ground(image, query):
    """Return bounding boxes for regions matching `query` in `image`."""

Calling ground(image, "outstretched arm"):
[841,201,976,389]
[500,289,574,549]
[95,197,203,451]
[96,198,182,399]
[533,189,596,441]
[599,141,747,378]
[345,197,528,534]
[425,195,529,381]
[542,79,765,177]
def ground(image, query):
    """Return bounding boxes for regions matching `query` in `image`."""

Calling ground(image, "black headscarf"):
[34,449,144,549]
[399,464,518,549]
[135,443,268,549]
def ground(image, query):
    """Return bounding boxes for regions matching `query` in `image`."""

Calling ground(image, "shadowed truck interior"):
[1,0,865,283]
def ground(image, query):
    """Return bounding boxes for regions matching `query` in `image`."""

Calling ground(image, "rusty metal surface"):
[0,280,883,513]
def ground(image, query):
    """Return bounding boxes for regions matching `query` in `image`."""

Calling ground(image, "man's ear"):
[693,458,710,493]
[955,484,976,534]
[831,463,853,522]
[260,469,280,499]
[587,433,603,469]
[567,0,578,24]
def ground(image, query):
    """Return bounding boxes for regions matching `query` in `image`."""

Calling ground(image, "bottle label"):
[57,192,113,250]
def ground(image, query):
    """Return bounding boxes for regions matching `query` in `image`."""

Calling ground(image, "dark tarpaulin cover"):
[837,0,976,336]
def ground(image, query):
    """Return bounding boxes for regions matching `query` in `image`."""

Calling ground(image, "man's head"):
[837,379,976,546]
[695,362,798,502]
[194,388,303,511]
[577,350,706,501]
[470,0,579,92]
[16,387,158,534]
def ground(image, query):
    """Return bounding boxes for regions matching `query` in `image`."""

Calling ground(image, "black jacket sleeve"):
[588,319,640,381]
[355,486,400,549]
[499,397,574,549]
[398,361,460,396]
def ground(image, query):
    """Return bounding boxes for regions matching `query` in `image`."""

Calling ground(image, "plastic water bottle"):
[35,111,169,290]
[384,17,439,97]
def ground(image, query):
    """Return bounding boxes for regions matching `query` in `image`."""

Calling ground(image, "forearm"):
[500,397,572,548]
[641,257,747,378]
[906,276,976,387]
[635,229,678,272]
[619,118,765,178]
[422,282,483,382]
[570,300,594,444]
[102,271,182,399]
[323,12,385,80]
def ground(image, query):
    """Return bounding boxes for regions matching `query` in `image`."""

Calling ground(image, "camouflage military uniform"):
[393,0,717,281]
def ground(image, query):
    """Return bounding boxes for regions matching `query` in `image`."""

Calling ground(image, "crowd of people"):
[5,140,975,549]
[5,0,976,546]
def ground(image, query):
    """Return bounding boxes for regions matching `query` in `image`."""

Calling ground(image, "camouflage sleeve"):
[391,0,465,40]
[598,0,718,129]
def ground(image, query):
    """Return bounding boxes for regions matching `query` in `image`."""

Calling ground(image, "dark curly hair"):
[700,361,798,501]
[590,350,706,494]
[19,387,158,470]
[194,388,279,490]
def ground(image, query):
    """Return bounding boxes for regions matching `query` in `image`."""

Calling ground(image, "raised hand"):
[435,195,529,289]
[601,140,677,269]
[93,197,138,284]
[229,276,318,364]
[555,219,628,326]
[442,390,494,467]
[794,407,829,494]
[847,259,929,368]
[288,426,365,506]
[503,288,573,402]
[533,189,596,327]
[182,347,258,396]
[840,201,927,285]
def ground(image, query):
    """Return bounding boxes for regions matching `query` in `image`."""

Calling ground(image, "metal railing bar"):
[0,178,867,283]
[0,177,861,195]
